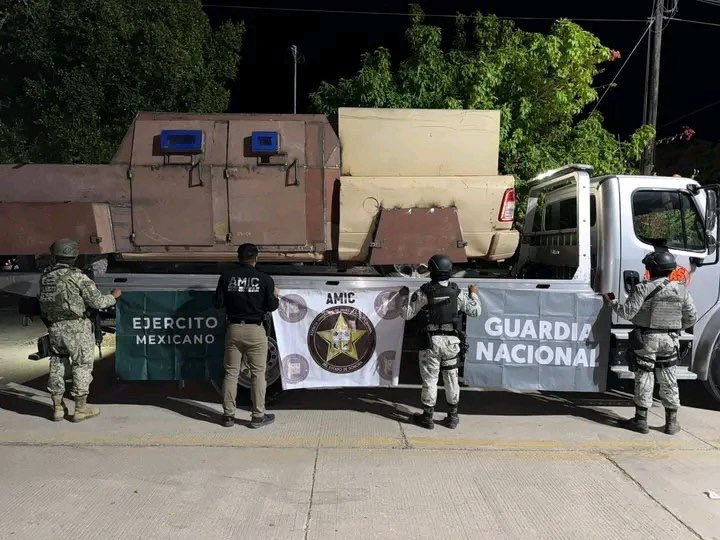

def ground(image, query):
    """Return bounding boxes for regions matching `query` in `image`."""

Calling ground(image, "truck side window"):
[542,197,595,230]
[544,198,577,230]
[632,190,705,251]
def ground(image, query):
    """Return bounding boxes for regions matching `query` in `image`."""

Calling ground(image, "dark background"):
[203,0,720,142]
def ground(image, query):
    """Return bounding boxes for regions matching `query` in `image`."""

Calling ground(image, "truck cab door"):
[617,180,717,322]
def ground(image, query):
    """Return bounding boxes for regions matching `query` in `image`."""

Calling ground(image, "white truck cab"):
[514,165,720,400]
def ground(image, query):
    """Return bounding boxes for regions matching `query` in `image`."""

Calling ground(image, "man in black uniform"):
[215,243,279,428]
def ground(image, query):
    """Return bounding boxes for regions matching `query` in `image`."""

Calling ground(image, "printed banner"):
[272,288,406,389]
[463,289,611,392]
[115,291,225,381]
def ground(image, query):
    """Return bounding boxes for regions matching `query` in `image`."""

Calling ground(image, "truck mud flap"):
[369,207,468,266]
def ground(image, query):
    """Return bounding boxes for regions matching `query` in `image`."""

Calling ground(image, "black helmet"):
[428,254,453,280]
[237,243,259,262]
[50,238,79,260]
[642,251,677,273]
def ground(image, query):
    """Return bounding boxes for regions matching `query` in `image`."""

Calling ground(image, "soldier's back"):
[39,264,87,322]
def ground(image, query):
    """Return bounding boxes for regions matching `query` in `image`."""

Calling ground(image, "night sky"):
[203,0,720,142]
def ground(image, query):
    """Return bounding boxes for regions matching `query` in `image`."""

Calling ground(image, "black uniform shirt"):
[214,264,279,324]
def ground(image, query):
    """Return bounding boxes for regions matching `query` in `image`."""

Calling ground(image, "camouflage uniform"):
[401,282,481,409]
[611,278,697,411]
[39,263,116,398]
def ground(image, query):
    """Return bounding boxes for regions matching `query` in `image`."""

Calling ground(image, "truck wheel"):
[1,255,37,272]
[237,336,281,389]
[703,343,720,403]
[379,264,431,278]
[209,337,282,401]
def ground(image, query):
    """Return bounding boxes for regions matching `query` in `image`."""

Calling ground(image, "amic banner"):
[115,291,226,381]
[463,288,611,392]
[272,287,406,389]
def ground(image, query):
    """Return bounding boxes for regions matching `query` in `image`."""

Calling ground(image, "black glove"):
[399,286,410,297]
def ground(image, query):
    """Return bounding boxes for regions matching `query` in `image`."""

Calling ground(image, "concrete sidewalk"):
[1,380,719,539]
[1,307,719,539]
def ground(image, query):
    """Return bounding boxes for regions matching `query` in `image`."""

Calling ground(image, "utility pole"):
[290,45,299,114]
[642,0,664,175]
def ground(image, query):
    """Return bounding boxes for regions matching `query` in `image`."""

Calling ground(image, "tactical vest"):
[420,282,460,326]
[39,264,87,322]
[633,279,686,330]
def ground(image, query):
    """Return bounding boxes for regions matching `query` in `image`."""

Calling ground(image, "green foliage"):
[0,0,243,163]
[634,207,705,251]
[310,6,655,222]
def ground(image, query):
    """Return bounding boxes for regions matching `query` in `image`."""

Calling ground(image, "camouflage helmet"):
[50,238,79,259]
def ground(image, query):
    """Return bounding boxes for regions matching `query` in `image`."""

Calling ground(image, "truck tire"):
[1,255,37,272]
[377,264,431,278]
[703,342,720,403]
[237,336,281,389]
[210,336,284,406]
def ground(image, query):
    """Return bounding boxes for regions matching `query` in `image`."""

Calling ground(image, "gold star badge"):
[317,313,367,362]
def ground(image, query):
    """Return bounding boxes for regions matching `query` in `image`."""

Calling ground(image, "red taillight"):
[498,188,515,222]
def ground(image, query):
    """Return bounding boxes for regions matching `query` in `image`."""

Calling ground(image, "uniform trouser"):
[47,319,96,398]
[419,335,461,408]
[222,323,268,418]
[633,331,681,410]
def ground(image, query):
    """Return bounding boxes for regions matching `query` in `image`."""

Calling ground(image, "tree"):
[0,0,243,163]
[310,6,654,218]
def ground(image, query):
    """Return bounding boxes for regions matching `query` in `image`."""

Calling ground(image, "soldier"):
[39,239,121,422]
[215,243,280,428]
[603,251,697,435]
[399,254,481,430]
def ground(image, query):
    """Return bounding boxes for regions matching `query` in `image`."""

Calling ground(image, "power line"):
[660,97,720,128]
[672,17,720,28]
[202,4,649,23]
[591,19,655,114]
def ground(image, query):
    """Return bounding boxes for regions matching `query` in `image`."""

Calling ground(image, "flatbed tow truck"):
[3,162,720,401]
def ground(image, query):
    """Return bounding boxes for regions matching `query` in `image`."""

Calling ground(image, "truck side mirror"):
[706,190,718,232]
[708,234,718,255]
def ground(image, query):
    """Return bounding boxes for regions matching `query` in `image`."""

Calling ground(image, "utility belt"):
[636,327,680,334]
[627,325,680,372]
[227,316,271,337]
[422,324,468,370]
[629,327,679,351]
[48,316,86,326]
[229,320,263,326]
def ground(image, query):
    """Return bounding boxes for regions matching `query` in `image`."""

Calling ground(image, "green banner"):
[115,291,226,381]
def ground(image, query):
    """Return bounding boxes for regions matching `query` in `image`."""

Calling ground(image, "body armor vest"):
[421,282,460,326]
[633,280,686,330]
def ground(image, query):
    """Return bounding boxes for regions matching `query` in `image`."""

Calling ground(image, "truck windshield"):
[632,190,705,251]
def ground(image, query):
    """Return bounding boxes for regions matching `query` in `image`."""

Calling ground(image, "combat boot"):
[664,409,680,435]
[51,395,67,422]
[442,405,460,429]
[412,407,434,430]
[72,396,100,423]
[622,406,649,434]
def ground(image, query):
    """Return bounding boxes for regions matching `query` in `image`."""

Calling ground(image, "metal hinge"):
[126,168,133,180]
[89,235,102,244]
[370,241,382,248]
[456,240,468,248]
[130,233,136,243]
[226,232,233,242]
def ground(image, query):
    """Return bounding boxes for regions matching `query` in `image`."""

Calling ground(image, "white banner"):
[272,287,406,389]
